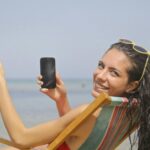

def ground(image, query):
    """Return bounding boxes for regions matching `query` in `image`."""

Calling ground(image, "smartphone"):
[40,57,56,89]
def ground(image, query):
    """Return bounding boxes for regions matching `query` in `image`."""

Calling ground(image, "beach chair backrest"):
[79,97,139,150]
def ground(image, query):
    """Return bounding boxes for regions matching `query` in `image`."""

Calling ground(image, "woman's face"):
[92,48,133,97]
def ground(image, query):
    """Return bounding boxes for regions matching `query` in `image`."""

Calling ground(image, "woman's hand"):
[37,73,67,103]
[37,73,71,116]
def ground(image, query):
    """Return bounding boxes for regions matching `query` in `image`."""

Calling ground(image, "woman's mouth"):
[94,82,109,93]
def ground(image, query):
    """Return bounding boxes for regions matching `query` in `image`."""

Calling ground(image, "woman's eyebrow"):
[98,60,104,64]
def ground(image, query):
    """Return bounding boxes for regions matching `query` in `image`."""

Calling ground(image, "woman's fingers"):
[37,80,43,85]
[37,75,43,85]
[40,88,49,93]
[37,75,42,80]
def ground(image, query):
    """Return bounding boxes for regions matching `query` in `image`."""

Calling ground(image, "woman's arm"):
[0,64,83,148]
[38,73,71,116]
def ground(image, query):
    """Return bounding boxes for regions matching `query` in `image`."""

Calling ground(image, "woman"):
[0,39,149,150]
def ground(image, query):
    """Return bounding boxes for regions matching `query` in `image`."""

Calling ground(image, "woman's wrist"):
[56,94,67,103]
[56,95,68,109]
[56,96,71,116]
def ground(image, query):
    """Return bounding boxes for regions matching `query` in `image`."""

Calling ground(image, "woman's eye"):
[98,62,104,69]
[110,70,119,77]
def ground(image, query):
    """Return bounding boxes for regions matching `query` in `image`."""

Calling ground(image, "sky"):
[0,0,150,79]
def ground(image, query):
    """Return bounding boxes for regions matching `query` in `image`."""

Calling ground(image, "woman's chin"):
[92,90,101,98]
[92,89,109,98]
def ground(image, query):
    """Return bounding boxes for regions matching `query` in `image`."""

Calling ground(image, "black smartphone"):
[40,57,56,89]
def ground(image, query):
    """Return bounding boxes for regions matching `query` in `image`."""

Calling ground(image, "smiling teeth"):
[95,82,109,90]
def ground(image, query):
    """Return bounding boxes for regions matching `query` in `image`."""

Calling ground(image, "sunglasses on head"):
[119,39,150,55]
[119,39,149,82]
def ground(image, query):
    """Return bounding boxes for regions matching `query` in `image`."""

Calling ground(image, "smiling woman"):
[0,39,150,150]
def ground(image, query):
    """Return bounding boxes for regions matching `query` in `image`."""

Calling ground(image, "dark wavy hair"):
[107,42,150,150]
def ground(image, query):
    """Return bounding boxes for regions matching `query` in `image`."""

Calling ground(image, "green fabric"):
[79,106,114,150]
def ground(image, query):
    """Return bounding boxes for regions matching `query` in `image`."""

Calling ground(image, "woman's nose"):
[96,69,107,81]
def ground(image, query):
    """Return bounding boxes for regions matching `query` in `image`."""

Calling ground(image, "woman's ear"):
[126,81,139,93]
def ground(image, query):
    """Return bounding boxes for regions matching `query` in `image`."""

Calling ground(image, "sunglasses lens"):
[134,45,147,52]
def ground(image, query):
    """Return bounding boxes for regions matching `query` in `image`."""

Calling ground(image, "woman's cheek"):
[93,69,99,79]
